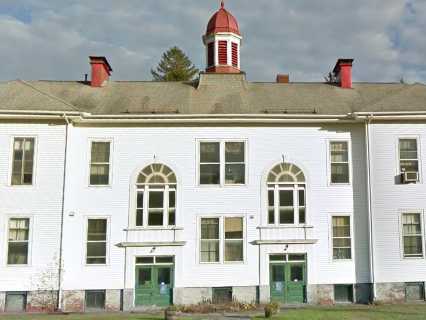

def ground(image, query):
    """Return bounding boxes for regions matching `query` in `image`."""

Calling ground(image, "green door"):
[270,263,306,304]
[135,266,173,306]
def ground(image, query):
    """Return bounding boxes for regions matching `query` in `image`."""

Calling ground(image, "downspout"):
[57,115,71,311]
[364,115,376,301]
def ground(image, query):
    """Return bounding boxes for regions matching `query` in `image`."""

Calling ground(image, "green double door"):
[270,263,306,304]
[135,266,174,307]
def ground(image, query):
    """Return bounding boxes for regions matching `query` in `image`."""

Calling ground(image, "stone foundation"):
[232,286,257,303]
[0,292,5,312]
[62,290,85,313]
[122,289,134,312]
[173,287,212,305]
[258,285,270,304]
[307,284,334,305]
[105,290,121,312]
[375,283,406,303]
[27,291,58,312]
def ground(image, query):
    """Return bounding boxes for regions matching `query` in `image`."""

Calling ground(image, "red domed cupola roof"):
[206,1,240,36]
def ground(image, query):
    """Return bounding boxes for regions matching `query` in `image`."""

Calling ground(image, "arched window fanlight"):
[267,162,306,226]
[267,163,305,184]
[137,164,177,185]
[135,164,177,228]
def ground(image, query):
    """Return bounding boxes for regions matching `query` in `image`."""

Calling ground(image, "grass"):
[255,304,426,320]
[1,304,426,320]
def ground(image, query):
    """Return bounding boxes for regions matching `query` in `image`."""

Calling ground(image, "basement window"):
[406,283,425,301]
[212,287,233,304]
[334,285,354,303]
[85,290,106,311]
[5,292,27,312]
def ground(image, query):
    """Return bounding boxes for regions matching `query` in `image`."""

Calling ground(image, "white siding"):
[60,124,370,291]
[370,122,426,283]
[0,123,66,291]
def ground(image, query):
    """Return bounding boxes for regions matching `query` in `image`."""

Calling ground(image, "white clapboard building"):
[1,2,426,313]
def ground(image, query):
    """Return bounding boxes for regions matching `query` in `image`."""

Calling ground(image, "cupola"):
[203,1,242,74]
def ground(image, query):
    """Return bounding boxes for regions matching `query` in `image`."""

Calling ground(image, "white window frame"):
[328,140,352,185]
[88,139,113,187]
[198,215,246,264]
[400,211,424,259]
[6,216,32,267]
[9,136,37,187]
[84,216,110,266]
[197,139,248,187]
[267,184,306,226]
[330,214,353,262]
[135,185,177,228]
[397,136,421,182]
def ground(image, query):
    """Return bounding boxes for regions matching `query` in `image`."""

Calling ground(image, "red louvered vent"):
[232,42,238,67]
[218,40,228,65]
[208,42,215,67]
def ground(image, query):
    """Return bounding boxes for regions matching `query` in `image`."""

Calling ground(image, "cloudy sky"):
[0,0,425,83]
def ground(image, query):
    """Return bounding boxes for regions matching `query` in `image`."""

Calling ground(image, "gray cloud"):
[0,0,424,83]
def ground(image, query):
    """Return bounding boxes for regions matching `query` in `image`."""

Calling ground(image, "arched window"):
[267,163,306,225]
[135,164,177,227]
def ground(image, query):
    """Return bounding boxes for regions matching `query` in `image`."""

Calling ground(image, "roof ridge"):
[17,80,81,112]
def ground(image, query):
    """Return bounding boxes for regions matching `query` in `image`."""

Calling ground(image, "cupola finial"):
[221,0,224,8]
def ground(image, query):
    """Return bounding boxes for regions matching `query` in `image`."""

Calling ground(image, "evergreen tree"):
[151,46,199,81]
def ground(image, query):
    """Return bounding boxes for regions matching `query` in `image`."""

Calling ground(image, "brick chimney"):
[276,74,290,84]
[89,56,112,87]
[333,59,353,89]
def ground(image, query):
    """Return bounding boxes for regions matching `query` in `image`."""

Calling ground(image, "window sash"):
[268,185,306,225]
[402,213,423,257]
[86,219,107,264]
[332,216,352,260]
[8,218,30,265]
[90,141,111,185]
[200,217,244,263]
[399,139,420,175]
[135,186,176,227]
[330,141,350,184]
[11,137,35,185]
[199,141,246,186]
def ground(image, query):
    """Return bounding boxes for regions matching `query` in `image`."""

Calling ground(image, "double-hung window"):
[200,218,220,263]
[402,213,423,258]
[330,141,350,184]
[199,141,246,186]
[86,219,107,265]
[399,139,419,180]
[332,216,352,260]
[89,141,111,186]
[135,164,177,227]
[8,218,30,265]
[11,137,35,186]
[267,163,306,225]
[200,217,244,263]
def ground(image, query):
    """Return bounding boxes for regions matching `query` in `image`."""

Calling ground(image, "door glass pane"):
[271,266,285,293]
[290,265,303,282]
[156,256,174,264]
[157,268,171,285]
[138,268,152,286]
[136,257,154,264]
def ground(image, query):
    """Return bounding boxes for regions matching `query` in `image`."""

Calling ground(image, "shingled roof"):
[1,74,425,116]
